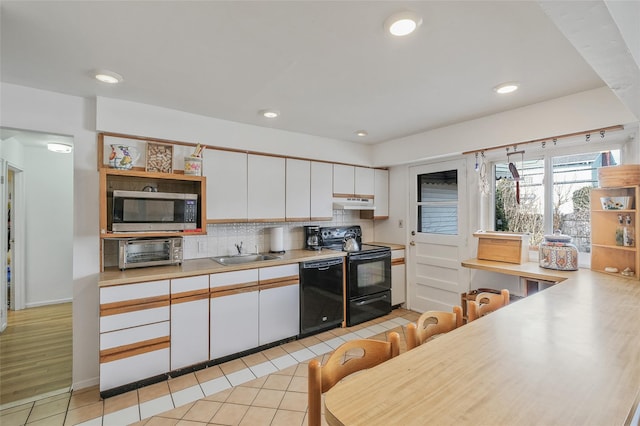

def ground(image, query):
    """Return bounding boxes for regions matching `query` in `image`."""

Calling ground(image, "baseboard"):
[25,298,73,308]
[73,376,99,391]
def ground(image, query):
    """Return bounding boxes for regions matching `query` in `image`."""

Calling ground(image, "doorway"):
[0,128,74,406]
[408,159,468,312]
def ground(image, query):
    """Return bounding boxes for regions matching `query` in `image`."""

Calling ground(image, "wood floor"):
[0,303,72,405]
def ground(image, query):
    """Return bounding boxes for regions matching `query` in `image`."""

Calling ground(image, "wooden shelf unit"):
[99,168,207,239]
[590,186,639,279]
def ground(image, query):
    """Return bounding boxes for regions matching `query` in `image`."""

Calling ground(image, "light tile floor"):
[0,308,419,426]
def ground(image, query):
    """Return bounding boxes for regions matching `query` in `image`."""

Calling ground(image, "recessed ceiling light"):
[95,70,123,84]
[259,109,280,119]
[47,142,73,154]
[384,11,422,36]
[356,130,368,137]
[494,82,519,94]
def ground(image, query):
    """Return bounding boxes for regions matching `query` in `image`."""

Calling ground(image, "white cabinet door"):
[373,169,389,219]
[286,158,311,221]
[248,154,286,221]
[391,249,406,306]
[170,275,209,370]
[210,289,259,359]
[203,149,248,222]
[310,161,333,220]
[259,283,300,345]
[355,166,375,198]
[259,264,300,345]
[333,164,355,196]
[210,269,260,359]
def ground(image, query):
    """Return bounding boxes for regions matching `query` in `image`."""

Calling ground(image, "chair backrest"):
[308,332,400,426]
[467,289,510,322]
[406,306,463,350]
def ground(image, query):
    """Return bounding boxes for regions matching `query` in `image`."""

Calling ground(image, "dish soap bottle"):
[624,214,635,247]
[616,214,624,246]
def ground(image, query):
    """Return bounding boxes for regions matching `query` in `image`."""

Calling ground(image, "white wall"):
[1,82,100,390]
[372,87,637,167]
[96,97,372,166]
[23,145,73,306]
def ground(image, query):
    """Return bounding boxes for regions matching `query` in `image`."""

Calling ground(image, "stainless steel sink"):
[211,254,281,265]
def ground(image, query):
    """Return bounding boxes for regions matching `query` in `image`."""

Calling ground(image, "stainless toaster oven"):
[118,237,183,270]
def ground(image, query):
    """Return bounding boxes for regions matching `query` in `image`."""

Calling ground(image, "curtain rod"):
[462,124,625,156]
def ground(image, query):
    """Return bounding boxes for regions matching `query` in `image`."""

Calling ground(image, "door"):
[408,160,468,312]
[1,159,6,332]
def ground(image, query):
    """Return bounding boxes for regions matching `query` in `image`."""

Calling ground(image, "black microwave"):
[111,190,198,232]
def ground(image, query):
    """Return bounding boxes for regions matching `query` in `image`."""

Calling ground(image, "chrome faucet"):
[235,241,243,255]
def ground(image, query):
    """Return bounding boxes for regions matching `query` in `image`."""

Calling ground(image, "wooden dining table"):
[324,264,640,425]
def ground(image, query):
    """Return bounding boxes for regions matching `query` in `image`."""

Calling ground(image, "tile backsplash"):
[103,211,373,267]
[183,210,373,259]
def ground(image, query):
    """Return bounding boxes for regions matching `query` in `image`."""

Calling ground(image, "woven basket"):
[598,165,640,188]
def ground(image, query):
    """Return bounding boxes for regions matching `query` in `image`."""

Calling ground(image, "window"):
[417,170,458,235]
[494,149,621,262]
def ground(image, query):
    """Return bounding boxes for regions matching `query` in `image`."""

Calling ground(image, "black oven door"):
[347,250,391,299]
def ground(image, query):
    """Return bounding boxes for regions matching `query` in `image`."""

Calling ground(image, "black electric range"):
[318,226,392,326]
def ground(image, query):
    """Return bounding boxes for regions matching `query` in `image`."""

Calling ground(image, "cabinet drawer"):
[171,275,209,293]
[100,347,169,392]
[100,306,170,333]
[259,264,299,281]
[210,269,259,291]
[100,321,170,351]
[100,280,169,304]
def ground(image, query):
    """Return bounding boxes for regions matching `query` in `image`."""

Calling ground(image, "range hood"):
[332,197,376,211]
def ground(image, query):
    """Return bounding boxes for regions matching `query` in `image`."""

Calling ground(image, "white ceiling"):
[0,1,633,145]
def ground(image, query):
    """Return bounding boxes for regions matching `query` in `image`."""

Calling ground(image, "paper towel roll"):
[270,227,284,253]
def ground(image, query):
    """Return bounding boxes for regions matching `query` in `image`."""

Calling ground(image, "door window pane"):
[417,170,458,235]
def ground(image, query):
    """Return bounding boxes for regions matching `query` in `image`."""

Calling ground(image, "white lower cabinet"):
[171,275,210,370]
[391,249,406,306]
[259,264,300,345]
[99,280,170,393]
[259,283,300,345]
[210,269,260,359]
[210,289,259,359]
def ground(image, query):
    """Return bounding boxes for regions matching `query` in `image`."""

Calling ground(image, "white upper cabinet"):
[333,164,355,196]
[373,169,389,218]
[286,158,311,221]
[333,164,375,198]
[203,149,248,222]
[248,154,286,221]
[310,161,333,220]
[355,166,375,198]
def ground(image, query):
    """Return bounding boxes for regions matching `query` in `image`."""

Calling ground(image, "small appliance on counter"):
[304,225,321,250]
[539,231,578,271]
[269,226,285,254]
[117,237,183,270]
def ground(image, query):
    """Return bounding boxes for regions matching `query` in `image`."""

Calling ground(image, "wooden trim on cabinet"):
[207,218,249,224]
[354,193,375,199]
[286,217,311,222]
[333,193,355,198]
[209,281,259,294]
[310,216,333,221]
[259,276,299,287]
[259,279,299,291]
[210,285,260,298]
[100,296,170,317]
[392,258,405,266]
[170,290,210,304]
[100,336,170,363]
[248,218,286,223]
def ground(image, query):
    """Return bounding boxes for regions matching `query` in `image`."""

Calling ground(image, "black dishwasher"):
[299,257,344,337]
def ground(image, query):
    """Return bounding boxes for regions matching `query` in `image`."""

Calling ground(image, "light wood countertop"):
[99,248,345,287]
[324,265,640,425]
[367,242,406,251]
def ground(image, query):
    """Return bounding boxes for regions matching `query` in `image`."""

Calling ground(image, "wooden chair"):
[307,332,400,426]
[467,289,510,322]
[405,306,463,350]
